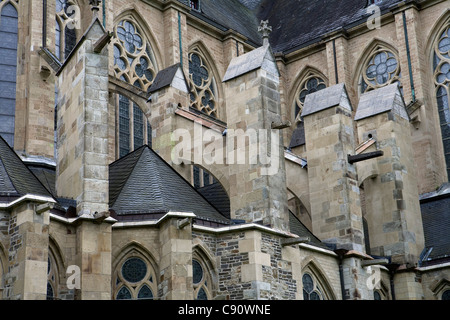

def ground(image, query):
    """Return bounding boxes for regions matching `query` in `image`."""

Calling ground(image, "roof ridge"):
[108,145,147,207]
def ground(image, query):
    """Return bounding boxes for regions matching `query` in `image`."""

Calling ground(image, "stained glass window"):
[0,2,18,148]
[302,273,322,300]
[360,48,401,94]
[114,255,156,300]
[116,286,132,300]
[193,259,203,284]
[117,95,152,159]
[293,75,326,124]
[188,50,218,118]
[196,288,208,300]
[433,24,450,177]
[122,258,147,283]
[112,19,157,92]
[133,104,144,149]
[55,0,77,60]
[119,95,130,158]
[137,285,153,300]
[192,258,211,300]
[47,251,58,300]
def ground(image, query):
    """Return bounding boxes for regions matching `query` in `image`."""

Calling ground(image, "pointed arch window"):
[55,0,77,60]
[112,18,158,92]
[117,94,152,159]
[192,258,212,300]
[302,273,322,300]
[188,48,219,118]
[114,256,157,300]
[0,1,18,148]
[293,73,327,124]
[433,23,450,177]
[360,47,401,94]
[47,252,59,300]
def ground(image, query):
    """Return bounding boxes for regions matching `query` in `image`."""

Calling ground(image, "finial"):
[258,20,272,46]
[89,0,101,16]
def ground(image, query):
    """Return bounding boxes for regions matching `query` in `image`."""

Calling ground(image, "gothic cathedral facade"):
[0,0,449,300]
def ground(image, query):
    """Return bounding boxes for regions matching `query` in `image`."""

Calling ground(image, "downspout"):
[102,0,106,27]
[178,12,183,68]
[335,249,348,300]
[43,0,47,48]
[387,263,399,300]
[333,39,339,84]
[402,10,416,102]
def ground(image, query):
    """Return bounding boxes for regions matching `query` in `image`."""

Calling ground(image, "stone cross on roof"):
[258,20,272,46]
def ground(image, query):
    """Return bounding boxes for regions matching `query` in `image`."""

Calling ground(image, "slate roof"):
[355,83,408,121]
[182,0,263,47]
[148,63,190,94]
[196,182,231,219]
[302,83,352,117]
[289,210,329,250]
[109,145,230,224]
[289,122,306,148]
[420,184,450,264]
[0,135,54,199]
[181,0,403,54]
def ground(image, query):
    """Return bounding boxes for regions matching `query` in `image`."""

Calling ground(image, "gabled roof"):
[0,135,54,199]
[289,210,329,250]
[148,63,190,94]
[109,146,230,224]
[222,44,278,82]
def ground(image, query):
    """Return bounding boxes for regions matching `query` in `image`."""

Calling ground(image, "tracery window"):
[293,74,327,124]
[0,0,18,148]
[302,273,322,300]
[117,94,152,159]
[55,0,77,60]
[112,18,157,92]
[114,256,157,300]
[433,23,450,177]
[192,165,215,189]
[192,258,212,300]
[360,47,401,94]
[188,49,218,118]
[47,252,59,300]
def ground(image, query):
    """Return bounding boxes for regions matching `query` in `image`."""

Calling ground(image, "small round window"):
[121,257,147,283]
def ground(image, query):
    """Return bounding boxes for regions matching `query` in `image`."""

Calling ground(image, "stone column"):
[56,17,113,300]
[302,83,365,252]
[56,18,109,216]
[5,202,51,300]
[158,214,194,300]
[148,64,190,165]
[222,44,289,232]
[15,0,56,158]
[355,84,424,266]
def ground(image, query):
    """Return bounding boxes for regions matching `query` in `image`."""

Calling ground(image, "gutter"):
[0,194,56,209]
